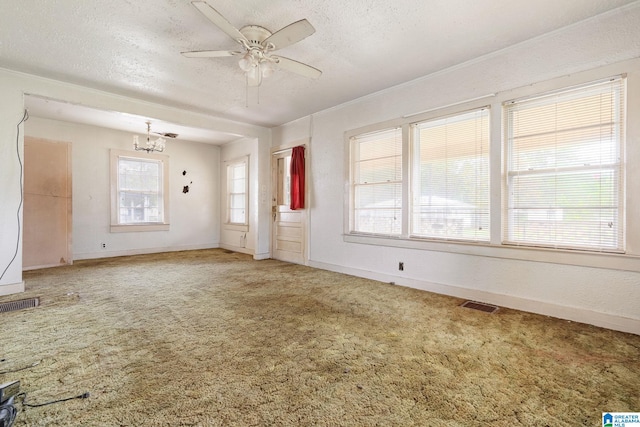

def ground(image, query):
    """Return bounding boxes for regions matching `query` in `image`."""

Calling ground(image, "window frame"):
[110,149,170,232]
[343,68,638,272]
[225,156,249,227]
[409,107,491,243]
[349,127,404,237]
[502,76,626,253]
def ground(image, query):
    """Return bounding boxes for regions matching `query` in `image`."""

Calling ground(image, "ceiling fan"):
[182,1,322,87]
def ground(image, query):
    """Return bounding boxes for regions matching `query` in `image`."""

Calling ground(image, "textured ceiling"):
[1,0,638,142]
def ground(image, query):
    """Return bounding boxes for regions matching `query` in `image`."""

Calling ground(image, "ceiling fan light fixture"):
[261,61,275,78]
[247,65,260,80]
[238,52,256,72]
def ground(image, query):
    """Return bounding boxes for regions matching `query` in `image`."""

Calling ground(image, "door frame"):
[270,140,309,264]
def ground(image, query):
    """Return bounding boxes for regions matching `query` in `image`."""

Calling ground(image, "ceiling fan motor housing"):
[239,25,272,47]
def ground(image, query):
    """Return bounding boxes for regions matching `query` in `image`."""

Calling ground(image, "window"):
[411,108,490,241]
[110,150,169,232]
[275,154,291,207]
[227,158,248,225]
[350,127,402,235]
[503,77,625,251]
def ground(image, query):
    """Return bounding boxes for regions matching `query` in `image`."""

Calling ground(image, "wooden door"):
[23,137,72,270]
[271,149,306,264]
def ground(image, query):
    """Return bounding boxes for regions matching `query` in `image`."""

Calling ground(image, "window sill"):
[343,233,640,273]
[223,223,249,232]
[111,223,170,233]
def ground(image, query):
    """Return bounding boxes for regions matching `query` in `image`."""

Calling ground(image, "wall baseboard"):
[219,244,254,256]
[73,243,220,260]
[308,260,640,336]
[0,281,25,296]
[253,252,271,260]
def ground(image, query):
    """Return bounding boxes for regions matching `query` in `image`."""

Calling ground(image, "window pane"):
[228,161,248,224]
[231,178,245,193]
[229,208,245,224]
[230,194,245,209]
[411,108,490,241]
[118,157,163,224]
[504,77,625,251]
[232,163,246,179]
[351,128,402,235]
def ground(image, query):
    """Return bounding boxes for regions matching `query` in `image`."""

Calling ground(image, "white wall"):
[0,68,271,295]
[0,85,25,294]
[25,117,221,259]
[273,7,640,334]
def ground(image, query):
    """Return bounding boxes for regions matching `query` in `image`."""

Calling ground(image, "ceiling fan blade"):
[272,56,322,79]
[191,1,247,43]
[263,19,315,50]
[181,50,240,58]
[181,50,238,58]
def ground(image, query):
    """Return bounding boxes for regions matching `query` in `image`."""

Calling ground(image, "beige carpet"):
[0,249,638,426]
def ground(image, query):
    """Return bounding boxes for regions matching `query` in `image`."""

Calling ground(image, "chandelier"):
[133,121,166,153]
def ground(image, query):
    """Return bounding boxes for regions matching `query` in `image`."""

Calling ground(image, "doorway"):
[271,148,306,264]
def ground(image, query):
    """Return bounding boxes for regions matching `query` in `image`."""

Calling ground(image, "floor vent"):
[0,297,40,313]
[461,300,499,314]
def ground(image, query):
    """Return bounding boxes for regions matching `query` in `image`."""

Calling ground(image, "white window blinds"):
[351,127,403,235]
[411,108,490,241]
[503,76,625,251]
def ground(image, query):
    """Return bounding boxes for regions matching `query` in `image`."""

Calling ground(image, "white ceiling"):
[1,0,637,143]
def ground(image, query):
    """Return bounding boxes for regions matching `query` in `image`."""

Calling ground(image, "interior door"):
[23,137,72,270]
[271,149,306,264]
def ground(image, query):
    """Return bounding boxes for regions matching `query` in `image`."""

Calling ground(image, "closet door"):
[23,137,72,270]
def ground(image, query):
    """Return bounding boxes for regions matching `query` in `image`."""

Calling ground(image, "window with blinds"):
[411,108,490,241]
[228,159,248,225]
[503,76,625,252]
[351,127,402,235]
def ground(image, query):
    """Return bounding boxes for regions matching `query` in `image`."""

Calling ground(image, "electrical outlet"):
[399,262,404,271]
[101,243,106,249]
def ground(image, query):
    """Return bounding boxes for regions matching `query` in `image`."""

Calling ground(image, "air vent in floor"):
[460,300,499,314]
[0,297,40,313]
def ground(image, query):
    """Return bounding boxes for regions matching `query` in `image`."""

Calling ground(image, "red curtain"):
[290,146,305,210]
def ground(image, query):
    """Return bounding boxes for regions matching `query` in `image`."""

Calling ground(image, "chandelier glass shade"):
[133,121,166,153]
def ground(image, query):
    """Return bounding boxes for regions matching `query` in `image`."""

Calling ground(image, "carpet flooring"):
[0,249,638,426]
